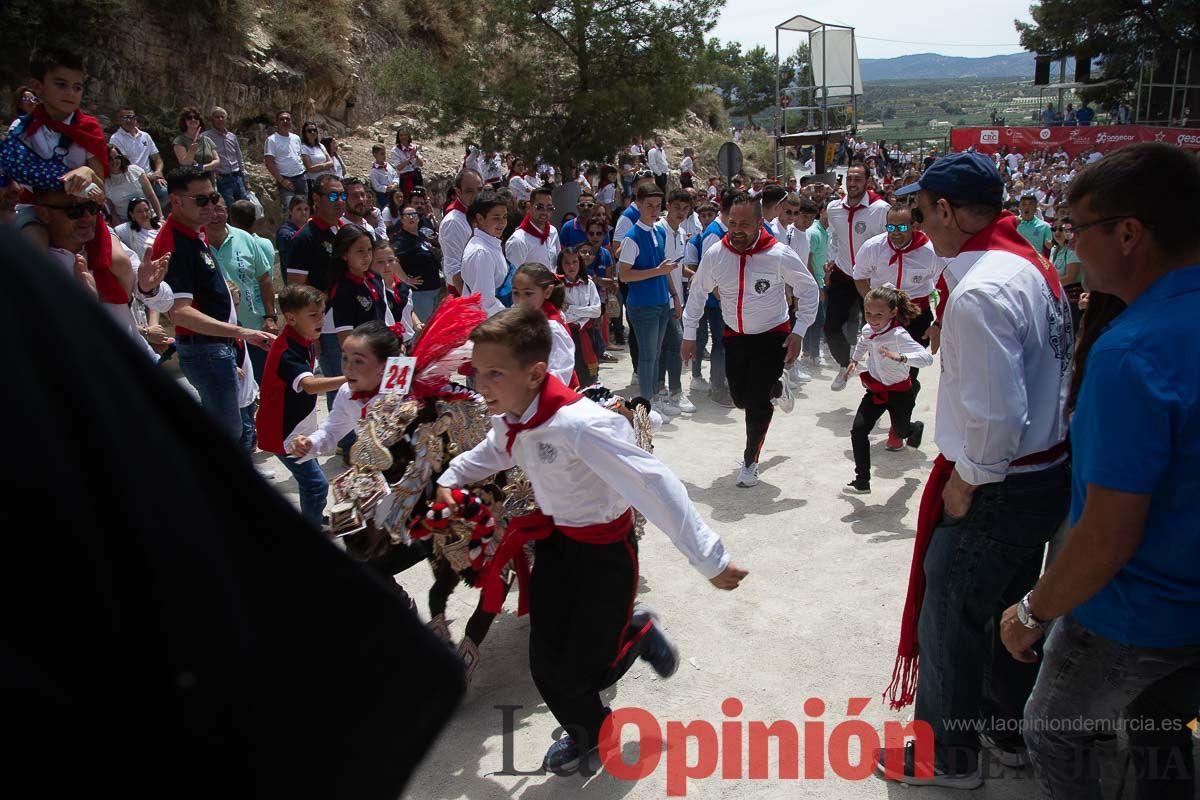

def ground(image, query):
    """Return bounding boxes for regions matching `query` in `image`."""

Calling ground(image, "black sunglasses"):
[183,192,222,207]
[38,200,101,219]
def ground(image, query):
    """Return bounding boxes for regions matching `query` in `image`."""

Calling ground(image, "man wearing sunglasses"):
[851,204,943,408]
[110,106,168,210]
[264,111,306,213]
[877,151,1073,788]
[558,191,596,249]
[439,168,483,292]
[150,166,276,441]
[505,185,560,269]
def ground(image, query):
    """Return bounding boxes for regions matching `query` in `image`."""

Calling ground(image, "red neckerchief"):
[26,107,109,175]
[504,374,582,454]
[844,190,882,268]
[282,325,314,363]
[345,271,381,301]
[350,388,379,401]
[564,279,584,288]
[959,212,1063,300]
[446,198,468,216]
[541,300,568,332]
[518,215,550,244]
[867,319,902,339]
[887,230,930,288]
[720,230,779,333]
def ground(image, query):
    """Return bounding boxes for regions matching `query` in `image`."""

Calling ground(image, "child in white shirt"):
[842,285,934,494]
[558,247,601,386]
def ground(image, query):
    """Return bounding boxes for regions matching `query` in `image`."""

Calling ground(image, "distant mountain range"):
[859,52,1073,81]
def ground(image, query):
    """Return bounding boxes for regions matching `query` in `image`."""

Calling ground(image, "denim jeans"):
[239,403,257,454]
[1025,614,1200,800]
[216,172,248,209]
[410,289,441,323]
[692,305,726,390]
[656,317,683,395]
[318,332,355,450]
[914,462,1070,775]
[152,180,170,214]
[803,295,827,359]
[276,454,329,526]
[625,303,671,399]
[278,174,308,214]
[177,341,242,441]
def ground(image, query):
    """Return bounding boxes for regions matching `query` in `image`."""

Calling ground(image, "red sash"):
[885,439,1069,709]
[479,508,634,615]
[860,372,912,405]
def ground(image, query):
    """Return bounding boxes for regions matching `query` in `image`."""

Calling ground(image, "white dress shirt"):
[438,207,471,281]
[547,318,576,385]
[505,225,561,269]
[683,231,819,339]
[826,194,890,277]
[507,174,536,203]
[296,385,386,460]
[563,280,602,324]
[461,230,509,316]
[771,218,811,267]
[850,322,934,385]
[680,155,694,174]
[369,163,397,195]
[852,233,945,297]
[29,112,88,169]
[648,146,669,176]
[438,392,730,579]
[935,247,1072,486]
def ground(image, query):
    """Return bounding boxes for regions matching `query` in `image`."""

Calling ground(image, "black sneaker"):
[542,734,597,773]
[979,732,1031,768]
[709,388,735,407]
[631,606,678,678]
[844,477,871,494]
[907,420,925,448]
[876,741,983,789]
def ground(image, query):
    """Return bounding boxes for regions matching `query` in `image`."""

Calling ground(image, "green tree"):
[379,0,724,167]
[1016,0,1199,114]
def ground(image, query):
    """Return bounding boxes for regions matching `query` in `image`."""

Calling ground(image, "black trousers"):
[903,304,935,398]
[824,268,862,367]
[654,173,668,192]
[428,556,503,646]
[529,528,646,750]
[723,329,787,466]
[850,387,915,481]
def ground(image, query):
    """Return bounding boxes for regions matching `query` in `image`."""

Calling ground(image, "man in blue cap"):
[877,151,1073,788]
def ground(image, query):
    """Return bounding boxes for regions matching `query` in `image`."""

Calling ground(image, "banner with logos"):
[950,125,1200,157]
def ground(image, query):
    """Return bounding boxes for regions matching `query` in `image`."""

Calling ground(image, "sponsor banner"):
[950,125,1200,157]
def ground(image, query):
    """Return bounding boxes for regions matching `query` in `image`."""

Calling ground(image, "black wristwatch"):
[264,314,278,321]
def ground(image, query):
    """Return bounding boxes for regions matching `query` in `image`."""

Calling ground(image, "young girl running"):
[511,263,577,387]
[329,224,395,345]
[842,285,932,495]
[558,247,601,386]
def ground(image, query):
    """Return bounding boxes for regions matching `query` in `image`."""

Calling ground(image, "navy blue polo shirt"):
[330,272,389,333]
[255,326,317,455]
[1070,264,1200,647]
[151,215,232,337]
[284,216,339,293]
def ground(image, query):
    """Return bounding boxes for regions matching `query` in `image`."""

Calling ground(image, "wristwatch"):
[264,314,278,321]
[1017,591,1048,629]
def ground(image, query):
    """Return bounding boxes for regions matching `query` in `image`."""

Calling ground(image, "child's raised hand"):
[710,562,748,590]
[288,436,312,458]
[436,485,458,510]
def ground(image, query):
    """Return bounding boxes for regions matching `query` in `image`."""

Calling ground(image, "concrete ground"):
[251,345,1190,800]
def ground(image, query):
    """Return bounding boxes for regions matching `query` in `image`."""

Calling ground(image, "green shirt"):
[210,226,272,330]
[1050,244,1083,284]
[1017,216,1053,255]
[807,221,829,286]
[173,133,217,169]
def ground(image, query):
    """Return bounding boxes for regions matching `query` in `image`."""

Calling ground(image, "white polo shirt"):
[109,127,159,172]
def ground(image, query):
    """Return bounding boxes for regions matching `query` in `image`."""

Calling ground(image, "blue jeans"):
[177,341,242,441]
[803,294,827,359]
[152,180,170,214]
[239,403,257,454]
[410,288,441,323]
[1025,615,1200,800]
[692,305,726,390]
[656,317,683,395]
[216,172,248,209]
[318,332,355,450]
[276,454,329,526]
[914,462,1070,775]
[625,303,671,399]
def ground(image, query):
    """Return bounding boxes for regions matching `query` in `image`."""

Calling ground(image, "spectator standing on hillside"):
[204,107,249,208]
[264,111,307,213]
[110,105,168,209]
[648,135,669,193]
[299,123,335,186]
[104,143,162,224]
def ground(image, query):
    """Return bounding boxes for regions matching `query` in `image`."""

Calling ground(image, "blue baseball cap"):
[895,151,1003,207]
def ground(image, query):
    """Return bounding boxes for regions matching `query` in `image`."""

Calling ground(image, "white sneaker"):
[652,393,680,417]
[735,462,759,488]
[691,376,710,391]
[670,392,696,413]
[830,369,849,392]
[788,362,813,384]
[772,378,795,413]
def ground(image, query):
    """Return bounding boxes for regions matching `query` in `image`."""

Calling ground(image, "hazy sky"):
[712,0,1037,60]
